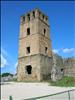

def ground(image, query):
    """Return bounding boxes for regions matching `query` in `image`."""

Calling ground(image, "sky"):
[1,1,75,74]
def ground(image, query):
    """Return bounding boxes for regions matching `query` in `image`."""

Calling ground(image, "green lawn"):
[50,76,75,87]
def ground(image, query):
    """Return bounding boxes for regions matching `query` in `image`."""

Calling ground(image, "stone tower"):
[17,8,52,81]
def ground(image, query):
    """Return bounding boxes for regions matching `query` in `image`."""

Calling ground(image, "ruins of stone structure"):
[17,8,53,81]
[63,58,75,77]
[51,54,75,81]
[17,8,75,82]
[51,53,64,81]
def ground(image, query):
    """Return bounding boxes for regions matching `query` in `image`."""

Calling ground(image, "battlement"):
[20,8,49,25]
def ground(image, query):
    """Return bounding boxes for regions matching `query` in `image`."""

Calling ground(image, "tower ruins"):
[17,8,52,81]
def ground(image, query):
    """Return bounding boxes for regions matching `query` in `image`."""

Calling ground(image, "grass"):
[50,76,75,87]
[8,76,75,87]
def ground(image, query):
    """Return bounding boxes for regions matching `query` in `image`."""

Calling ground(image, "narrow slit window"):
[33,11,35,18]
[43,15,44,20]
[39,11,41,17]
[44,29,46,36]
[46,17,48,21]
[27,28,30,35]
[23,16,25,22]
[28,14,30,21]
[45,47,48,53]
[26,47,30,54]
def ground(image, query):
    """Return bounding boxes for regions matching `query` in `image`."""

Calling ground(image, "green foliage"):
[50,76,75,87]
[9,96,13,100]
[1,73,13,77]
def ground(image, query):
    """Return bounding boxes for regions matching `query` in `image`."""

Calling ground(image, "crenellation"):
[35,8,40,18]
[20,8,49,25]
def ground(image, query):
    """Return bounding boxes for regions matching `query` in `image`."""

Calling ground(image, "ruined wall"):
[40,55,52,81]
[51,53,64,81]
[19,9,52,58]
[17,55,41,82]
[39,34,52,57]
[17,54,52,82]
[63,58,75,77]
[19,34,39,58]
[51,54,75,81]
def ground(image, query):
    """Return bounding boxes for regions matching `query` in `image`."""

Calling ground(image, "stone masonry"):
[51,53,64,81]
[17,8,52,81]
[63,57,75,77]
[17,8,75,82]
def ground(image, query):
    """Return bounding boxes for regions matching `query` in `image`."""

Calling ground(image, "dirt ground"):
[1,82,75,100]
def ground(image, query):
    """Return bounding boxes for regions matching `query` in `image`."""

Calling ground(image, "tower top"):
[20,8,49,25]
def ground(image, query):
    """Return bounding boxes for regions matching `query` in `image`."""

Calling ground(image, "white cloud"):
[52,48,75,54]
[62,48,75,53]
[1,47,9,68]
[1,47,9,57]
[1,54,7,68]
[52,49,59,54]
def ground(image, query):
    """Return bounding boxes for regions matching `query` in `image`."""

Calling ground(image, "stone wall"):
[19,17,52,58]
[17,54,52,82]
[63,57,75,77]
[40,55,52,81]
[17,54,41,81]
[51,54,75,81]
[51,53,64,81]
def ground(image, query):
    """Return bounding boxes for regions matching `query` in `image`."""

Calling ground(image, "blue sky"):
[1,1,75,74]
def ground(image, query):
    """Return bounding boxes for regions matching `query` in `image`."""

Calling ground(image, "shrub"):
[50,76,75,87]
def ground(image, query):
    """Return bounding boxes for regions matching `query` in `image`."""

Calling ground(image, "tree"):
[1,73,13,77]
